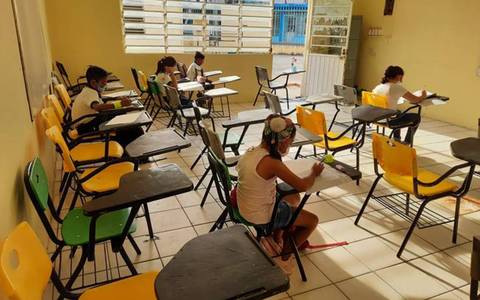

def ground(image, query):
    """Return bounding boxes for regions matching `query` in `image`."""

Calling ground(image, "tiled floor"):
[45,98,480,299]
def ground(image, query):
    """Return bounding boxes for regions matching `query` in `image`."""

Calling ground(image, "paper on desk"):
[106,81,124,90]
[283,159,350,194]
[204,70,222,77]
[103,90,138,98]
[106,112,143,126]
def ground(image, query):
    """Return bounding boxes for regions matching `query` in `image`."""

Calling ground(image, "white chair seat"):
[177,107,209,118]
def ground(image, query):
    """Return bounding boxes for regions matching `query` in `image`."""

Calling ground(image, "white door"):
[301,0,352,96]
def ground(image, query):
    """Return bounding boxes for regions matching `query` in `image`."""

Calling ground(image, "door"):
[301,0,352,96]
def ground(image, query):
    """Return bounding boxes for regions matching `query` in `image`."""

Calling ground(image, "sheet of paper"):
[204,70,222,77]
[218,76,240,82]
[105,112,143,126]
[205,87,238,97]
[178,82,204,91]
[106,81,124,90]
[103,90,138,98]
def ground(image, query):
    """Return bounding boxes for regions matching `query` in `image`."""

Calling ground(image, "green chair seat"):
[62,208,136,246]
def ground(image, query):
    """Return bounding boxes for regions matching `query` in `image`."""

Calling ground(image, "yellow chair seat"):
[80,271,157,300]
[314,132,356,150]
[71,141,123,162]
[384,169,457,197]
[80,162,134,193]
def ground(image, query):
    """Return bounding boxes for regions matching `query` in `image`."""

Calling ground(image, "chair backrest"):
[264,92,282,114]
[0,222,52,300]
[296,106,327,136]
[207,151,232,207]
[55,61,71,88]
[362,91,388,109]
[46,94,65,122]
[41,107,62,130]
[54,84,72,108]
[176,62,188,78]
[131,67,142,91]
[147,79,167,109]
[334,84,359,106]
[255,66,269,85]
[164,85,182,109]
[45,126,76,172]
[205,126,225,160]
[137,70,148,92]
[372,133,417,177]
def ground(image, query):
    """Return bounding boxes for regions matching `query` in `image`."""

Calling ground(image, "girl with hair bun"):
[155,56,192,107]
[236,114,322,259]
[373,65,428,143]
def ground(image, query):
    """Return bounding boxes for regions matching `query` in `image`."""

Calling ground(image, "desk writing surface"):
[352,105,398,123]
[105,111,143,126]
[450,137,480,165]
[205,87,238,97]
[222,108,272,129]
[99,111,152,131]
[178,81,204,92]
[126,129,191,158]
[303,94,343,105]
[105,81,124,91]
[204,70,222,77]
[292,127,322,147]
[280,68,306,75]
[102,90,138,99]
[212,75,241,85]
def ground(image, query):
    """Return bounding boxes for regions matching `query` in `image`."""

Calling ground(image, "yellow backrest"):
[137,70,148,92]
[372,133,417,177]
[45,126,76,172]
[296,106,327,136]
[362,91,388,109]
[54,84,72,108]
[40,107,62,130]
[46,94,65,123]
[0,222,52,300]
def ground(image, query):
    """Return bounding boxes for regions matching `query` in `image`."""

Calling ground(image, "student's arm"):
[258,156,324,192]
[91,99,131,111]
[402,90,427,104]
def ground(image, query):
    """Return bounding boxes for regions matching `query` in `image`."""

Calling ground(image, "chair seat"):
[314,132,356,150]
[80,271,157,300]
[178,107,209,118]
[80,162,135,193]
[61,208,136,246]
[384,169,457,197]
[71,141,123,162]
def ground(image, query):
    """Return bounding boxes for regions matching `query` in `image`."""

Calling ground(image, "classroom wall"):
[45,0,273,104]
[0,0,55,238]
[352,0,480,129]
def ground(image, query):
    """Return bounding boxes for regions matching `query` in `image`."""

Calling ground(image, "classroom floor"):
[46,100,480,300]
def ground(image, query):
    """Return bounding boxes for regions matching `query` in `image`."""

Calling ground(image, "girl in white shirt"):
[236,114,323,259]
[372,66,427,144]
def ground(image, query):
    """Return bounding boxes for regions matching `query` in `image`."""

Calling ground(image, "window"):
[121,0,273,54]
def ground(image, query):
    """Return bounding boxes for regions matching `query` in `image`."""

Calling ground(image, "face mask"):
[96,84,106,93]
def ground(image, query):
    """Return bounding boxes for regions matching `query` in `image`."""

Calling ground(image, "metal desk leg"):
[328,101,341,131]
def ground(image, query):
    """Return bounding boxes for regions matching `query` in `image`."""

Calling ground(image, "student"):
[155,56,191,107]
[71,66,142,146]
[372,65,427,144]
[236,114,322,259]
[186,52,212,90]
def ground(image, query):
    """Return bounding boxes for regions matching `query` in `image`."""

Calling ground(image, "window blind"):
[122,0,273,54]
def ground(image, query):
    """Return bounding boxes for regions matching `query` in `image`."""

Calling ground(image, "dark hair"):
[156,56,177,75]
[86,66,108,83]
[262,114,296,160]
[194,51,205,61]
[381,65,404,84]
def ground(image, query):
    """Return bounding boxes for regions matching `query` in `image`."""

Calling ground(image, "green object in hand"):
[324,154,335,164]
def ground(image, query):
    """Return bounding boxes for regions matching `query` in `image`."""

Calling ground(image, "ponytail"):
[381,65,404,84]
[156,56,177,75]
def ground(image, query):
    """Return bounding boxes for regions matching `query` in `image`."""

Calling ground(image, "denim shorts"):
[257,200,293,231]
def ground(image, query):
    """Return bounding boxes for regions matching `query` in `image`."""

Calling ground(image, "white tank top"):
[236,146,277,224]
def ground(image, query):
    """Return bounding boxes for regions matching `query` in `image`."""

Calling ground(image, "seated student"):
[187,52,213,90]
[236,115,322,259]
[372,65,427,144]
[71,66,142,146]
[155,56,191,107]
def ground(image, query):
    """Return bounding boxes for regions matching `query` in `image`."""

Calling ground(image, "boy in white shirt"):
[71,66,143,146]
[372,65,427,144]
[187,52,213,91]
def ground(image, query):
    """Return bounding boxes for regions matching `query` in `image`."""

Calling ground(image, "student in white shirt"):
[372,66,427,144]
[155,56,192,107]
[236,115,322,259]
[186,52,213,90]
[71,66,143,146]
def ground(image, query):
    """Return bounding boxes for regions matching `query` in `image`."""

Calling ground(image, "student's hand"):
[312,162,324,177]
[121,98,132,107]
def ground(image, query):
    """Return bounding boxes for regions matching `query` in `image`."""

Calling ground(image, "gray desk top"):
[451,137,480,165]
